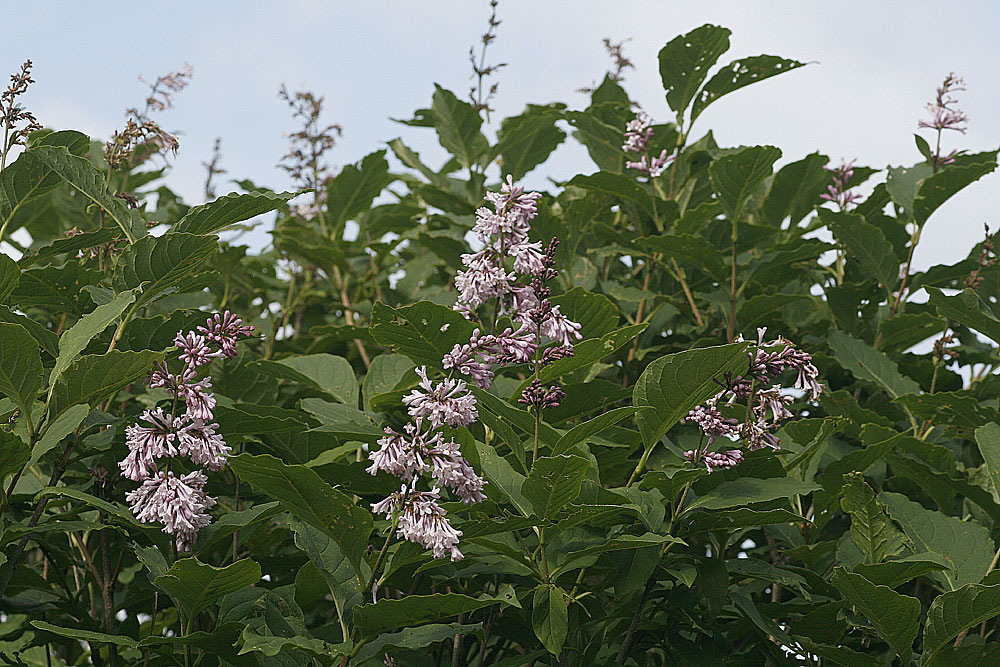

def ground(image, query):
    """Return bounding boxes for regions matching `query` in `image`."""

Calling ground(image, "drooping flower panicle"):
[120,311,254,550]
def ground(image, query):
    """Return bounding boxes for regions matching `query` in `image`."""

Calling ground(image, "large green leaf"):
[522,455,590,518]
[0,254,18,302]
[254,354,358,406]
[551,406,643,456]
[635,233,727,280]
[853,558,947,589]
[229,453,373,580]
[112,232,219,308]
[925,286,1000,345]
[633,342,749,449]
[30,145,146,241]
[353,590,515,639]
[326,150,393,238]
[924,584,1000,658]
[174,190,297,235]
[885,162,933,217]
[531,323,647,386]
[48,350,164,420]
[496,105,566,181]
[472,440,531,516]
[568,172,666,225]
[691,54,806,122]
[26,403,88,468]
[830,567,919,661]
[823,210,898,293]
[658,24,731,115]
[431,85,489,169]
[913,157,997,226]
[532,584,568,656]
[29,621,138,649]
[976,424,1000,507]
[299,398,384,442]
[687,476,820,511]
[827,331,920,399]
[760,152,829,227]
[47,289,136,400]
[353,624,493,665]
[841,472,888,564]
[879,491,994,590]
[709,145,782,220]
[362,353,414,411]
[0,431,29,481]
[154,557,261,616]
[289,517,365,626]
[0,322,42,416]
[369,300,477,368]
[548,287,619,340]
[16,228,117,269]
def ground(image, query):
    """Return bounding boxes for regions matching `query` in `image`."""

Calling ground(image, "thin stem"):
[670,258,705,327]
[615,576,655,664]
[727,223,738,343]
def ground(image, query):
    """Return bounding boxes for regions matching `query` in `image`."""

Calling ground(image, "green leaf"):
[300,398,385,442]
[885,162,933,217]
[691,54,806,122]
[0,322,42,415]
[154,557,261,616]
[369,300,476,368]
[472,440,531,516]
[760,152,830,226]
[49,350,164,420]
[830,567,919,661]
[17,228,117,269]
[977,423,1000,510]
[353,624,487,665]
[229,453,373,580]
[687,476,820,511]
[924,645,1000,667]
[532,323,647,387]
[496,105,566,181]
[362,353,414,411]
[431,85,489,169]
[827,330,920,399]
[0,254,18,302]
[658,24,732,114]
[30,145,146,241]
[565,105,629,173]
[0,306,57,358]
[552,407,643,456]
[0,430,28,481]
[326,150,393,238]
[853,558,947,589]
[26,403,88,468]
[913,157,997,226]
[174,190,297,235]
[880,491,994,590]
[924,584,1000,658]
[548,287,619,340]
[633,342,749,449]
[841,472,888,564]
[823,209,898,293]
[35,486,143,528]
[532,585,568,656]
[783,416,847,473]
[112,232,219,308]
[30,621,138,649]
[568,172,667,224]
[48,289,136,400]
[635,233,727,280]
[289,517,364,627]
[925,286,1000,345]
[353,590,515,639]
[214,403,308,437]
[255,354,358,406]
[522,455,591,518]
[709,145,782,220]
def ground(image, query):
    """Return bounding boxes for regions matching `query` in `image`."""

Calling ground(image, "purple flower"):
[684,448,744,473]
[370,486,465,561]
[196,310,255,359]
[519,378,565,410]
[622,110,653,154]
[177,419,231,471]
[508,240,545,275]
[401,366,478,429]
[626,149,672,178]
[126,470,217,551]
[174,331,218,369]
[541,305,583,346]
[820,159,862,211]
[684,403,740,446]
[918,72,968,134]
[119,408,181,481]
[177,376,216,421]
[427,438,487,503]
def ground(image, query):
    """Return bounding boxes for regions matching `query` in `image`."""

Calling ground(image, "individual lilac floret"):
[402,366,478,429]
[918,72,968,134]
[626,150,672,179]
[684,448,744,473]
[820,159,861,211]
[518,378,565,410]
[126,470,217,551]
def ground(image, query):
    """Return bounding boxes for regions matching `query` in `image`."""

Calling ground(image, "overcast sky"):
[5,1,999,271]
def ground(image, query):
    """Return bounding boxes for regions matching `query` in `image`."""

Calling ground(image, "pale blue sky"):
[5,1,1000,270]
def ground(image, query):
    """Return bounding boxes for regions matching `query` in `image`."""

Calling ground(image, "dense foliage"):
[2,21,1000,667]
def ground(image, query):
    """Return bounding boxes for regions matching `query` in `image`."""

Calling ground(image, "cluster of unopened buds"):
[820,159,861,211]
[683,328,823,473]
[623,110,672,179]
[367,176,581,561]
[120,311,254,550]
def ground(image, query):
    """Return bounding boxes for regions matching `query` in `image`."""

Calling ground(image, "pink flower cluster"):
[684,328,823,472]
[367,177,582,561]
[120,311,254,550]
[918,72,967,134]
[623,110,672,179]
[820,159,861,211]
